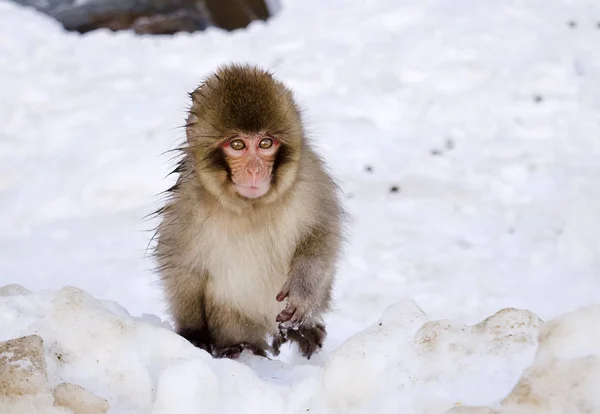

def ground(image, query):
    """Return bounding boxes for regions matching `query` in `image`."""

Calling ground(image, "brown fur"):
[153,64,344,358]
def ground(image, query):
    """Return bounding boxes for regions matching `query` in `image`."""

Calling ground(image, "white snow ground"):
[1,0,600,412]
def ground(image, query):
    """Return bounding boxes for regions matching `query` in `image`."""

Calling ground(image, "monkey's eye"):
[259,138,274,149]
[229,139,246,150]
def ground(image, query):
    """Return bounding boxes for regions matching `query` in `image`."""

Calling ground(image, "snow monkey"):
[153,63,345,359]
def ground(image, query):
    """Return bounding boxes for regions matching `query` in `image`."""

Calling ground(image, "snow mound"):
[319,301,543,413]
[450,305,600,414]
[6,284,590,413]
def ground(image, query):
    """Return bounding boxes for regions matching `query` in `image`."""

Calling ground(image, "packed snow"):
[1,0,600,412]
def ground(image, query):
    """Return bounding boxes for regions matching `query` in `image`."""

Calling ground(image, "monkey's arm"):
[275,225,339,329]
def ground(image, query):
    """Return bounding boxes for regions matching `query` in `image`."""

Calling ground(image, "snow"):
[1,0,600,412]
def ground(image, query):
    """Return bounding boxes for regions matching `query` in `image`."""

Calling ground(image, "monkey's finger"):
[276,307,296,323]
[277,278,294,300]
[314,323,326,337]
[276,308,295,323]
[276,290,289,302]
[299,325,325,348]
[279,312,306,330]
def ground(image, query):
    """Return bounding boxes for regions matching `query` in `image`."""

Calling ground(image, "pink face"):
[222,134,280,199]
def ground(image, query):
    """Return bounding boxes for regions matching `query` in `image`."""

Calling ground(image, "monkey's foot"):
[286,323,327,360]
[177,328,211,353]
[212,342,267,359]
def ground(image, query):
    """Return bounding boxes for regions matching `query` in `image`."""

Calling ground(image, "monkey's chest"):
[201,223,296,324]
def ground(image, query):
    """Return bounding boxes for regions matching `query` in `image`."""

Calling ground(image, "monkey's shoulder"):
[295,153,343,223]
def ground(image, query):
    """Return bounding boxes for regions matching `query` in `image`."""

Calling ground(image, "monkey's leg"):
[163,270,212,352]
[212,342,268,359]
[206,303,271,359]
[285,322,327,359]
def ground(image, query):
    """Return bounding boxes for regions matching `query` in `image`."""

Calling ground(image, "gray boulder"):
[9,0,271,35]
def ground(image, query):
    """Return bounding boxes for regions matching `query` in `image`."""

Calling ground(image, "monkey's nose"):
[247,165,261,179]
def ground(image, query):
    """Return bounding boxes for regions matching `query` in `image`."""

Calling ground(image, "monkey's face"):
[185,64,304,208]
[221,134,279,199]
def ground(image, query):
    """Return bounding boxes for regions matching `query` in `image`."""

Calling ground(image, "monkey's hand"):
[275,286,313,330]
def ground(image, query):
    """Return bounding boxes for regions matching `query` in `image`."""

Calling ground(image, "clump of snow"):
[0,334,63,414]
[2,0,600,412]
[319,302,543,413]
[0,335,49,397]
[450,305,600,414]
[150,358,220,414]
[0,332,110,413]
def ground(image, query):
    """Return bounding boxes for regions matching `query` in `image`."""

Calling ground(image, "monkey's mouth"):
[234,184,269,199]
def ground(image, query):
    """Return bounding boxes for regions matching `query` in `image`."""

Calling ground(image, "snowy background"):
[1,0,600,412]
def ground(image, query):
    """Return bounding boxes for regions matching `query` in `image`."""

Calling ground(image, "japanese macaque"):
[153,64,344,359]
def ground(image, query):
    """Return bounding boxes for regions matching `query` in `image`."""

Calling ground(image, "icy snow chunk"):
[204,357,286,414]
[0,334,59,414]
[1,285,211,412]
[449,305,600,413]
[0,334,50,397]
[535,304,600,360]
[321,299,429,409]
[39,286,186,410]
[321,302,543,412]
[52,382,109,414]
[415,307,544,356]
[153,353,287,414]
[0,333,108,413]
[151,358,219,414]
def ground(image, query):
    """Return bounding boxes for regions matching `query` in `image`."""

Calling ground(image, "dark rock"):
[204,0,270,31]
[10,0,272,35]
[57,0,210,34]
[132,10,205,35]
